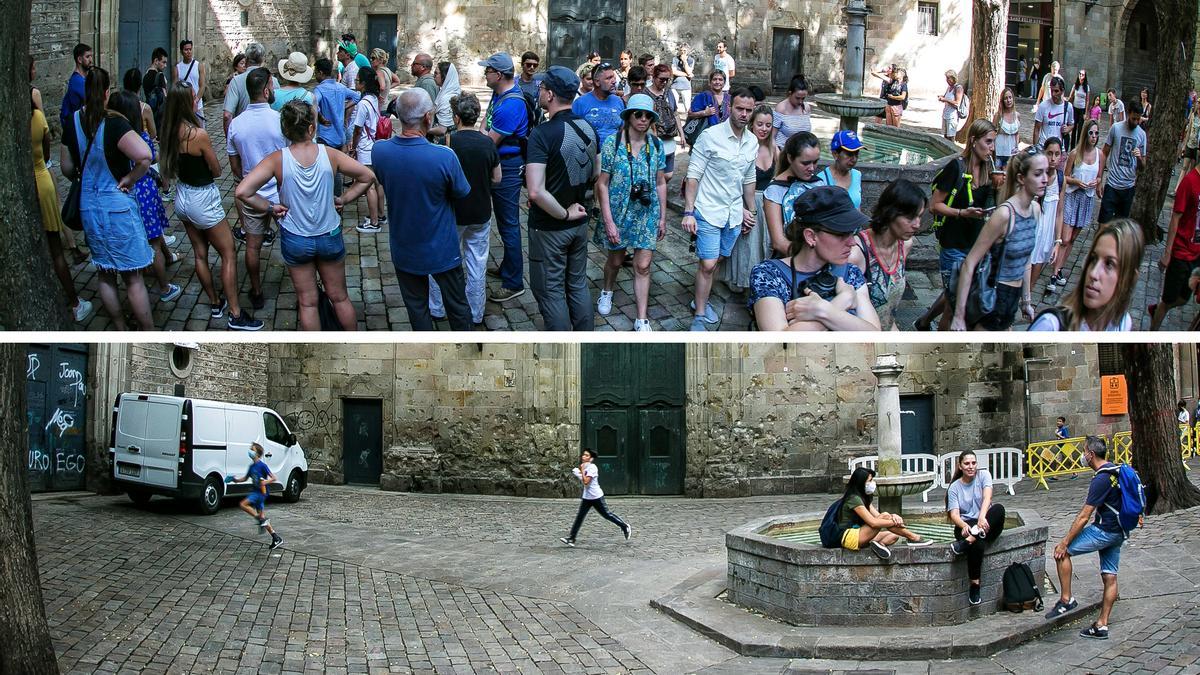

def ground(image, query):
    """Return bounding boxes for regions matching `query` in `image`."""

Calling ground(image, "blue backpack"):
[1099,464,1146,537]
[818,498,845,548]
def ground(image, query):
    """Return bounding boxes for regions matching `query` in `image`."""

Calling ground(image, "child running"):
[560,448,632,547]
[228,442,284,550]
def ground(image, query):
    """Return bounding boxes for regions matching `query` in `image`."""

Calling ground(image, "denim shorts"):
[280,227,346,267]
[695,213,741,260]
[939,247,969,289]
[1066,523,1123,575]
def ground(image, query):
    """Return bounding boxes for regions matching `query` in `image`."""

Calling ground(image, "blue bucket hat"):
[621,93,658,122]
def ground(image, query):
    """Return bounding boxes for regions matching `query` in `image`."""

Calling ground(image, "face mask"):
[864,481,876,495]
[248,450,257,461]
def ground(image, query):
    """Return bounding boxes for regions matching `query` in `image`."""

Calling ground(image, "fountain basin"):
[810,93,887,120]
[726,509,1048,627]
[872,472,937,497]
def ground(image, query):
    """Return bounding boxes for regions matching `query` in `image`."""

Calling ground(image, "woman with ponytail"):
[59,67,156,330]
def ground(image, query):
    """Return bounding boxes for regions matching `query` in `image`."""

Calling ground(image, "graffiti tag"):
[56,452,85,474]
[45,408,76,438]
[27,353,40,380]
[28,449,49,471]
[59,362,85,407]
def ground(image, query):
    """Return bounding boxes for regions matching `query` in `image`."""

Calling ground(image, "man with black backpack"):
[1044,436,1133,640]
[142,47,169,132]
[480,52,534,304]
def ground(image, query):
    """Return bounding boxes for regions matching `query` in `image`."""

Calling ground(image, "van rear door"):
[112,395,148,483]
[113,395,184,488]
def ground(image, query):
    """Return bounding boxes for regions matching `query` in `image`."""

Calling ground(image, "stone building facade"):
[31,1,1186,135]
[31,342,1200,497]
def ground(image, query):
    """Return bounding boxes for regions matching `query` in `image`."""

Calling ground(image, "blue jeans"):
[1066,524,1123,575]
[493,156,525,290]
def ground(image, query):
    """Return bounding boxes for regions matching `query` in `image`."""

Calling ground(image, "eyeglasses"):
[655,76,671,83]
[523,61,539,68]
[630,81,646,87]
[629,111,653,120]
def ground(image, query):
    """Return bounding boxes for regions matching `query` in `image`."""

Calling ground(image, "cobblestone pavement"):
[33,468,1200,674]
[53,93,1196,332]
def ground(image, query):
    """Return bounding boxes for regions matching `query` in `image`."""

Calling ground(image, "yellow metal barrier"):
[1182,424,1196,469]
[1109,431,1134,465]
[1025,436,1090,490]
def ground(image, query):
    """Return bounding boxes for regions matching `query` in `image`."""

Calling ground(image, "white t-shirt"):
[1109,98,1126,121]
[226,103,286,202]
[176,60,203,113]
[1028,312,1132,332]
[352,96,380,165]
[574,462,604,500]
[1035,98,1074,144]
[714,53,735,91]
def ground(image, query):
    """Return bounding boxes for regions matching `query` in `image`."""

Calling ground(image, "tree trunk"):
[958,0,1010,143]
[1121,344,1200,514]
[0,0,71,330]
[0,344,58,673]
[1131,0,1199,244]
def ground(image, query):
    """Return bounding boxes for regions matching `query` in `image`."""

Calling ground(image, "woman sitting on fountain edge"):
[947,450,1007,606]
[836,467,932,561]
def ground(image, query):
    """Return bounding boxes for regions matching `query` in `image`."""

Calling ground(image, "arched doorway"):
[547,0,627,69]
[1120,0,1158,100]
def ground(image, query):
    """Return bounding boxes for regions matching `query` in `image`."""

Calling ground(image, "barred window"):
[918,2,939,36]
[1098,344,1123,377]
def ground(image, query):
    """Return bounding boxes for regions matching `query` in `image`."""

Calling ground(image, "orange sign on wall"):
[1101,375,1128,416]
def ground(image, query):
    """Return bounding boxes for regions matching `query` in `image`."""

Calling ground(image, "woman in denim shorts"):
[235,100,375,330]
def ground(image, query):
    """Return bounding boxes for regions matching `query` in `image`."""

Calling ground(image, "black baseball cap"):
[541,66,580,99]
[793,186,869,234]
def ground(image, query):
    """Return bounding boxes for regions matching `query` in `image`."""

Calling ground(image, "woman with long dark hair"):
[721,105,777,293]
[58,67,156,330]
[106,90,180,306]
[763,131,824,256]
[1030,218,1144,331]
[351,66,385,233]
[847,179,927,330]
[772,76,811,148]
[884,67,908,127]
[1067,70,1089,150]
[559,448,632,547]
[834,466,930,562]
[946,451,1006,606]
[160,81,260,329]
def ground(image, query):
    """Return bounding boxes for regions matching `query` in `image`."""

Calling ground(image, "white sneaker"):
[163,234,177,246]
[634,318,652,332]
[72,298,94,323]
[597,290,614,316]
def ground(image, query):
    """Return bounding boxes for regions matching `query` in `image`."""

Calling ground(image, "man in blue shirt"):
[60,43,92,132]
[373,89,473,330]
[313,58,360,196]
[480,52,531,303]
[571,62,625,148]
[1045,436,1126,640]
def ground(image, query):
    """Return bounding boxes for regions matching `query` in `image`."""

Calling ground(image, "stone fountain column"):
[841,0,870,131]
[871,353,905,515]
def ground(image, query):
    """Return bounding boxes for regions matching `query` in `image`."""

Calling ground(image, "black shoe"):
[968,584,981,605]
[1045,597,1078,619]
[250,291,265,310]
[486,268,502,279]
[228,311,265,331]
[210,296,228,320]
[869,541,892,561]
[950,539,969,556]
[269,537,284,550]
[232,226,246,242]
[262,230,276,247]
[1079,623,1109,640]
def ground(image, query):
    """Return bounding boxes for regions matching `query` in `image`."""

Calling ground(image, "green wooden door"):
[581,345,685,495]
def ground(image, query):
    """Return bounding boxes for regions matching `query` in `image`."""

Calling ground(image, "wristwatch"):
[683,210,695,217]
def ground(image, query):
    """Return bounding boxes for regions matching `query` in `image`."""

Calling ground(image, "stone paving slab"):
[50,95,1197,332]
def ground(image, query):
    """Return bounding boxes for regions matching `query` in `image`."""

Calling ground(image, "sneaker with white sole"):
[72,298,94,323]
[869,540,892,561]
[689,316,708,332]
[623,524,632,541]
[634,319,652,332]
[269,536,284,550]
[1044,597,1078,619]
[489,287,525,303]
[210,297,228,320]
[907,538,933,547]
[357,220,381,234]
[1079,623,1108,639]
[159,284,183,302]
[597,290,614,316]
[227,311,264,331]
[689,300,720,323]
[559,537,575,547]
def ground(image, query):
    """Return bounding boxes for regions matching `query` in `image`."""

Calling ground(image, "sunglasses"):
[1023,145,1044,156]
[630,80,646,87]
[629,110,653,120]
[523,61,539,68]
[655,76,671,83]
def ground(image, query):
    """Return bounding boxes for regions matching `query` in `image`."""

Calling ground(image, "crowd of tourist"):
[30,38,1199,331]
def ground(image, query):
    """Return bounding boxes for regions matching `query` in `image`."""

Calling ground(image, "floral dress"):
[592,134,666,251]
[131,131,169,240]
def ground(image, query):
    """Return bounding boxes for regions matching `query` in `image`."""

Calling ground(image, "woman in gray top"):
[951,146,1048,331]
[947,451,1006,606]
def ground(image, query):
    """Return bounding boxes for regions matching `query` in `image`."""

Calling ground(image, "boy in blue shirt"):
[229,443,283,549]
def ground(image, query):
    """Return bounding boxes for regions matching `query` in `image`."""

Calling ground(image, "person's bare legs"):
[602,250,625,293]
[156,235,176,265]
[288,262,321,330]
[1096,573,1118,626]
[208,224,243,317]
[147,236,172,296]
[244,232,264,299]
[96,270,127,330]
[693,258,721,320]
[632,249,653,320]
[915,292,947,331]
[1150,297,1186,331]
[366,182,380,227]
[318,257,357,330]
[1052,227,1080,279]
[120,270,154,330]
[46,234,80,308]
[183,221,219,305]
[1054,553,1074,603]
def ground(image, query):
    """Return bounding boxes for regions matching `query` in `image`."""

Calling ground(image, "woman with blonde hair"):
[1050,118,1102,287]
[721,104,778,293]
[992,87,1020,170]
[1030,219,1144,331]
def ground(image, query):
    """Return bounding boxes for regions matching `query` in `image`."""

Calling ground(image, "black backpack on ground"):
[818,498,846,548]
[317,284,343,331]
[1002,562,1044,612]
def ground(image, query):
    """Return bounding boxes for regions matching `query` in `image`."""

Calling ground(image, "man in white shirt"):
[559,449,631,547]
[174,39,207,122]
[713,41,735,92]
[682,87,758,331]
[226,68,286,312]
[1033,76,1075,147]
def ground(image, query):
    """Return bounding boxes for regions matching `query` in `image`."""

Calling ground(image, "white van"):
[109,393,309,514]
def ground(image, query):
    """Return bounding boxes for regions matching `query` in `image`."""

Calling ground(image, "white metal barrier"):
[851,447,1024,500]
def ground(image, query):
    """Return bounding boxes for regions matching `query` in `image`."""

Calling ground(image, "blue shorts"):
[1066,524,1123,575]
[939,247,969,289]
[695,213,741,261]
[280,227,347,267]
[245,491,266,510]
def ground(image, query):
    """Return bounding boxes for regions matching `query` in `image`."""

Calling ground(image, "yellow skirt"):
[35,167,64,233]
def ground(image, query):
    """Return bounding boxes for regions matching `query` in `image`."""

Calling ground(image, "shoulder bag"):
[61,119,97,231]
[949,203,1014,327]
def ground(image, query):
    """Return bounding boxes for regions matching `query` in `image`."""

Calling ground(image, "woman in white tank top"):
[234,100,376,330]
[992,88,1020,169]
[1051,119,1102,285]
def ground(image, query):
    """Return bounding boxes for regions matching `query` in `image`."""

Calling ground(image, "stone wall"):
[126,343,269,403]
[31,1,82,134]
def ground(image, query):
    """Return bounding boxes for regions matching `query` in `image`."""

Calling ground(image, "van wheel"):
[128,490,152,506]
[283,470,303,503]
[198,476,223,515]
